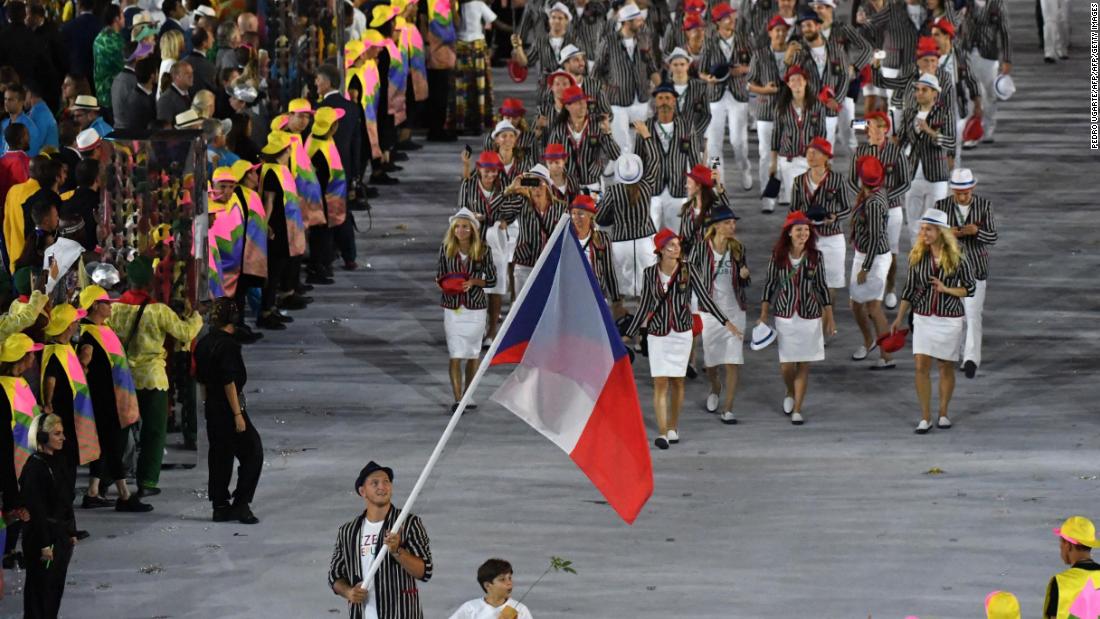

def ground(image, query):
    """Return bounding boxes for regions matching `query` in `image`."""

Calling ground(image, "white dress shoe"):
[705,393,719,413]
[720,411,737,425]
[667,429,680,443]
[790,412,804,425]
[937,416,952,429]
[783,396,794,414]
[852,345,869,361]
[915,419,932,434]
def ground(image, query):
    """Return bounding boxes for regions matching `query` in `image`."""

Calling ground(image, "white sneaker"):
[741,168,753,190]
[884,292,898,310]
[937,416,952,429]
[705,393,719,413]
[852,345,869,361]
[654,435,670,449]
[783,396,794,414]
[790,412,804,425]
[915,419,932,434]
[720,410,737,425]
[667,429,680,443]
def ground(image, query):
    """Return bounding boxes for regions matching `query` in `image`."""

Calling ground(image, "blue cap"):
[796,9,823,23]
[651,82,678,97]
[707,205,739,225]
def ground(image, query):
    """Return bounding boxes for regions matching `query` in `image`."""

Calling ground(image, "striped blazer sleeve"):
[402,514,434,582]
[689,263,728,325]
[623,266,657,337]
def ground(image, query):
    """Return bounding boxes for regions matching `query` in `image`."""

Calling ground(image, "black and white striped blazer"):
[698,32,753,103]
[537,77,613,124]
[901,250,975,317]
[897,100,956,183]
[327,506,433,619]
[436,244,497,310]
[939,194,997,281]
[668,78,713,137]
[748,44,786,121]
[624,262,729,337]
[760,250,832,319]
[678,191,732,262]
[850,188,891,265]
[505,196,569,267]
[790,169,852,237]
[547,118,621,186]
[873,64,957,113]
[737,0,775,49]
[457,177,507,237]
[867,0,921,69]
[571,3,609,60]
[593,33,660,107]
[789,39,851,118]
[825,21,873,71]
[691,239,751,311]
[596,170,658,241]
[578,229,621,302]
[771,100,827,158]
[521,30,578,79]
[847,141,910,206]
[961,0,1011,63]
[636,116,702,199]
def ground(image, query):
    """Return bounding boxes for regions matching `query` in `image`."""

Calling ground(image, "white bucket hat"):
[449,207,479,225]
[558,44,584,66]
[614,154,643,184]
[993,73,1015,101]
[948,168,976,190]
[666,47,692,64]
[750,323,776,351]
[919,208,950,228]
[527,163,552,184]
[491,119,518,140]
[545,1,573,20]
[916,73,941,93]
[617,3,646,23]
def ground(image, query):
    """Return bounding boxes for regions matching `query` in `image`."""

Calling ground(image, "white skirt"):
[701,308,745,366]
[775,314,825,363]
[483,224,517,295]
[912,313,964,362]
[647,329,693,377]
[816,233,846,289]
[444,307,487,359]
[612,236,657,298]
[848,251,891,303]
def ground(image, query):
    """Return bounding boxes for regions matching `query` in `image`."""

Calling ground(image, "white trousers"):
[962,278,987,367]
[649,190,684,233]
[825,116,838,148]
[777,156,808,206]
[837,97,858,150]
[881,66,901,137]
[612,236,657,298]
[968,51,1000,139]
[610,100,652,155]
[755,120,774,190]
[905,174,949,243]
[1041,0,1069,59]
[706,91,750,180]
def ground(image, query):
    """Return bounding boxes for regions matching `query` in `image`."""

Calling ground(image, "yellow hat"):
[1055,516,1099,548]
[151,223,175,246]
[78,285,112,310]
[985,591,1020,619]
[287,98,314,115]
[45,304,87,337]
[0,333,43,363]
[370,3,399,26]
[270,114,290,131]
[230,159,260,181]
[362,29,386,49]
[212,166,237,184]
[345,39,366,67]
[262,130,293,155]
[311,107,346,137]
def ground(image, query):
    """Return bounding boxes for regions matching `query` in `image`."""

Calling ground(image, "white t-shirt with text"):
[359,518,385,619]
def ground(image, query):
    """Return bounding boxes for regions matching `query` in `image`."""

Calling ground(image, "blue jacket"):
[0,114,42,156]
[27,101,58,152]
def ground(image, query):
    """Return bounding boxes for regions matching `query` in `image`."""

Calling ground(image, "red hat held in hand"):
[686,163,716,188]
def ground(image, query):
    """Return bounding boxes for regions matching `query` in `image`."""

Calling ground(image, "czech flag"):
[489,216,653,524]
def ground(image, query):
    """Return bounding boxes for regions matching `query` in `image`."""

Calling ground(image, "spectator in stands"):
[61,0,102,81]
[156,60,193,123]
[93,5,127,111]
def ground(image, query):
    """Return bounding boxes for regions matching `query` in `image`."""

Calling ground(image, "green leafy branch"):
[516,556,577,604]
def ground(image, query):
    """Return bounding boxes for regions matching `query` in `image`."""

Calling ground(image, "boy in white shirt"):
[447,558,533,619]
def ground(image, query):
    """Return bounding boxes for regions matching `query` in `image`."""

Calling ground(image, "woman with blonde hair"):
[437,208,497,411]
[693,206,749,424]
[191,90,216,119]
[157,30,186,99]
[890,208,975,434]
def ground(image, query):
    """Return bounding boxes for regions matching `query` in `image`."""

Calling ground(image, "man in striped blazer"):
[699,2,754,191]
[557,44,612,120]
[939,168,996,379]
[960,0,1011,143]
[510,2,579,97]
[897,73,956,244]
[811,0,872,151]
[636,83,703,232]
[737,0,776,49]
[594,3,661,155]
[865,0,923,131]
[329,462,433,619]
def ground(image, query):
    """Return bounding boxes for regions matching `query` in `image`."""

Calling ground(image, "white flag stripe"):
[491,366,596,452]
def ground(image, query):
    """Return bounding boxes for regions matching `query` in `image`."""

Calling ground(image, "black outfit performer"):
[20,441,76,619]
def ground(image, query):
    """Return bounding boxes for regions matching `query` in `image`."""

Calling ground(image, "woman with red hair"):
[758,212,835,425]
[848,155,895,370]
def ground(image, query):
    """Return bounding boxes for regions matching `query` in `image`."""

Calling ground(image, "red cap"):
[856,155,884,188]
[783,65,807,82]
[500,97,526,116]
[476,151,504,169]
[571,194,597,213]
[653,228,680,253]
[684,0,706,14]
[547,70,577,88]
[865,110,891,131]
[683,13,705,31]
[686,163,715,188]
[916,36,939,58]
[817,84,836,105]
[783,211,813,229]
[932,17,955,38]
[543,143,568,160]
[807,136,833,158]
[562,85,588,104]
[767,14,789,31]
[710,2,735,21]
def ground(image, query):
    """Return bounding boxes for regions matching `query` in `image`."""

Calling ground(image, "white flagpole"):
[360,213,573,589]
